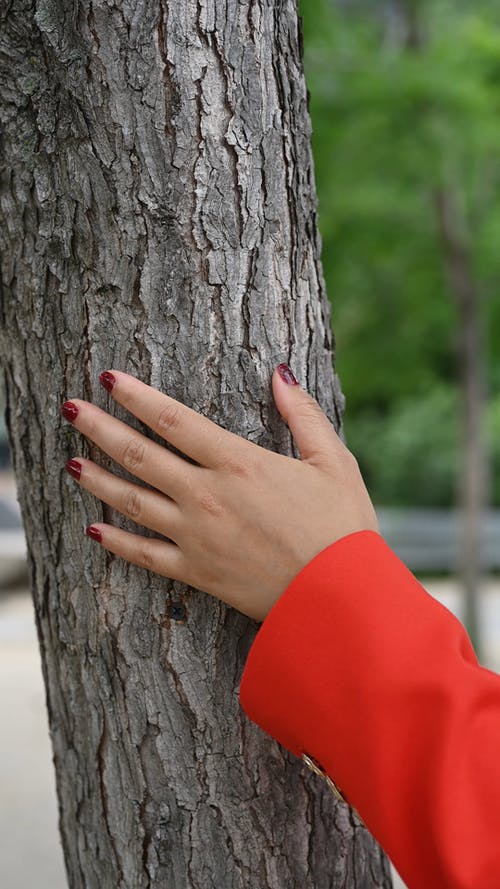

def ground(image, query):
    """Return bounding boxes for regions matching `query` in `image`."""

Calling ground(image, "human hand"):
[61,364,379,622]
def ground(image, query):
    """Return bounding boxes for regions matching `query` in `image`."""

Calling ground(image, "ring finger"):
[66,456,182,541]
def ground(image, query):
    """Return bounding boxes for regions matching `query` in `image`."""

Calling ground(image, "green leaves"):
[301,0,500,506]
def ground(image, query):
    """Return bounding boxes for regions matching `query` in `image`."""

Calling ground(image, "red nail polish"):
[65,459,82,480]
[99,371,116,392]
[86,526,102,543]
[277,363,298,385]
[61,401,79,422]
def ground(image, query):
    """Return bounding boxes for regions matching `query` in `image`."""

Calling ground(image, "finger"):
[84,522,187,580]
[100,370,251,469]
[66,457,181,540]
[61,399,194,501]
[271,364,346,464]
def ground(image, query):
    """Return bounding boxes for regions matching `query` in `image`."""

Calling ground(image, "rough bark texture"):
[0,1,392,887]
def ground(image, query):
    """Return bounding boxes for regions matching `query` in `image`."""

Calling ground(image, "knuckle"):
[122,437,146,471]
[156,401,181,436]
[198,488,224,518]
[223,437,261,479]
[138,542,155,571]
[224,453,253,480]
[121,487,142,519]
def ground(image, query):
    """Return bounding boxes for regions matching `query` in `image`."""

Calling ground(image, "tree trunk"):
[393,0,489,660]
[0,1,392,887]
[434,187,490,659]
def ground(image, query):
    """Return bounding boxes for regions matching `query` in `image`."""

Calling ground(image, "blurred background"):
[1,1,499,887]
[301,0,500,661]
[304,0,500,518]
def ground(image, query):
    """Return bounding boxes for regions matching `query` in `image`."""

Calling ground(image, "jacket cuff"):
[239,530,385,775]
[238,528,476,813]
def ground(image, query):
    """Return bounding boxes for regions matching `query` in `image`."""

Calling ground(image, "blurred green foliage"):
[300,0,500,505]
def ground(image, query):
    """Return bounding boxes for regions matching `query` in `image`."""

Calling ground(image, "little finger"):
[84,522,187,581]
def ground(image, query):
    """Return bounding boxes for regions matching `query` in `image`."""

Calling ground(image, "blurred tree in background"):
[301,0,500,507]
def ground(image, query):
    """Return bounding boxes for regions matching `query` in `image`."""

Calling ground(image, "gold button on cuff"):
[301,752,363,823]
[301,752,347,804]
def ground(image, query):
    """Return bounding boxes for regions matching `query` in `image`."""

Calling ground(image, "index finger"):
[100,370,248,469]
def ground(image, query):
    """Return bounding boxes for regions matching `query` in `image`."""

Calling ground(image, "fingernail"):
[61,401,79,422]
[65,459,82,480]
[86,526,102,543]
[99,371,116,392]
[277,363,298,385]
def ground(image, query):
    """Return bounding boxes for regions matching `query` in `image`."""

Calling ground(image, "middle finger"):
[66,456,181,540]
[61,399,195,501]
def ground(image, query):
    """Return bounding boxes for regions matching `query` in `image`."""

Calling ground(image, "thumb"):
[272,363,344,463]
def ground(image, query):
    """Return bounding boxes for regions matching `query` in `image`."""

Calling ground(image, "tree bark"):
[434,187,490,659]
[0,1,392,887]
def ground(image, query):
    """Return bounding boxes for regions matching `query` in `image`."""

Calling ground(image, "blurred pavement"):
[0,588,66,889]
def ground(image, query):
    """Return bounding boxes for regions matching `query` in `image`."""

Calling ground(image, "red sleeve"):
[238,529,500,889]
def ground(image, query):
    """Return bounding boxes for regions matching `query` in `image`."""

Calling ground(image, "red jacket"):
[239,530,500,889]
